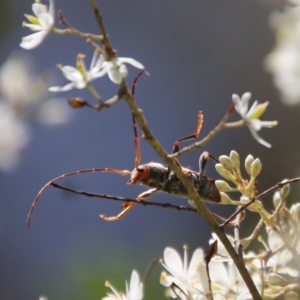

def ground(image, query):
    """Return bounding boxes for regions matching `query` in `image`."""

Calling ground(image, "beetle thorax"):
[128,162,168,188]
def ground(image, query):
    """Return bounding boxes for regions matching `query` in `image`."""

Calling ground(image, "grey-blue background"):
[0,0,298,299]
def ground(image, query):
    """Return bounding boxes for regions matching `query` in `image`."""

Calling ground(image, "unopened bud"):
[267,273,287,285]
[250,158,262,177]
[219,155,234,172]
[68,97,87,108]
[229,150,240,171]
[245,155,254,176]
[279,180,290,199]
[273,191,281,208]
[215,180,232,192]
[160,271,168,285]
[220,192,235,205]
[215,164,233,181]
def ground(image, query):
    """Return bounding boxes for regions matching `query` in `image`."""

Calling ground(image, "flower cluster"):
[49,51,144,92]
[0,52,71,171]
[20,0,144,87]
[265,2,300,105]
[160,245,259,300]
[215,150,261,204]
[102,227,299,300]
[18,0,300,299]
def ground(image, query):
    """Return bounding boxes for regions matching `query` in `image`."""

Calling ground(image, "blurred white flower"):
[102,270,143,300]
[0,51,71,171]
[0,103,30,171]
[232,92,278,148]
[265,5,300,105]
[20,0,55,49]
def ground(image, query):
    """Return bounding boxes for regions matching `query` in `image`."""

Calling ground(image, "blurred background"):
[0,0,299,299]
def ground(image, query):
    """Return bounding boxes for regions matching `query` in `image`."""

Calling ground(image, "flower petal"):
[118,57,144,69]
[48,82,75,92]
[187,248,203,278]
[20,30,48,49]
[249,127,272,148]
[32,3,48,17]
[163,247,183,276]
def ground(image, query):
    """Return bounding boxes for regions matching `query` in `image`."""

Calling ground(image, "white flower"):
[100,57,144,84]
[264,228,298,277]
[20,0,55,50]
[49,52,107,92]
[265,6,300,105]
[160,246,208,298]
[102,270,143,300]
[232,92,278,148]
[0,103,30,171]
[0,52,71,171]
[49,53,145,91]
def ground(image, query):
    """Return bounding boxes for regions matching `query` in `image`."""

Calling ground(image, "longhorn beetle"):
[27,71,224,229]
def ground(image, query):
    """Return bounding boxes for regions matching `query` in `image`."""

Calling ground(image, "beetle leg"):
[100,188,160,221]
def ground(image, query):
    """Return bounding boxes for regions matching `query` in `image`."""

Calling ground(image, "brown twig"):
[51,182,231,224]
[51,10,104,42]
[168,103,235,159]
[51,182,197,212]
[89,0,115,56]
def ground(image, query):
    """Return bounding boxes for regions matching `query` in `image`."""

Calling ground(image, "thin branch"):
[51,182,197,212]
[51,182,231,224]
[86,82,105,105]
[168,103,235,159]
[242,219,264,250]
[87,37,104,53]
[51,10,104,42]
[234,207,243,261]
[89,0,115,56]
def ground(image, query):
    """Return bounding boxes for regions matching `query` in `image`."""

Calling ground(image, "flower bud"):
[219,155,234,172]
[267,273,287,285]
[230,150,240,171]
[245,155,254,176]
[68,97,87,108]
[250,158,262,177]
[272,191,281,208]
[215,164,234,181]
[279,180,290,199]
[215,180,232,192]
[220,192,235,205]
[160,271,169,285]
